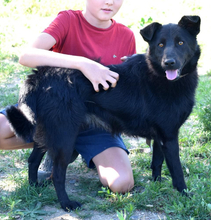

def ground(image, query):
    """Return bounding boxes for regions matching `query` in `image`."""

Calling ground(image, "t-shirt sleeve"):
[43,11,69,50]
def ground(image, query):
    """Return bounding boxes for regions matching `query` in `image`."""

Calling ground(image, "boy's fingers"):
[92,70,119,92]
[104,72,119,89]
[93,82,109,92]
[121,56,128,62]
[102,82,109,90]
[110,71,119,81]
[111,81,117,88]
[108,76,118,88]
[93,84,99,92]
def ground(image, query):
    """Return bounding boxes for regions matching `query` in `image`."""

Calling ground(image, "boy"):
[0,0,136,193]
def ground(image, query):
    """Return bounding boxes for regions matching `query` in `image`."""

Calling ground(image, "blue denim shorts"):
[0,106,8,116]
[0,105,129,168]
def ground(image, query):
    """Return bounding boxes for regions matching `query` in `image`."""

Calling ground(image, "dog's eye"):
[158,43,164,48]
[178,41,184,45]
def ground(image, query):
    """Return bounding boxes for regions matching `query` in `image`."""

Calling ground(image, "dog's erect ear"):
[178,16,201,36]
[140,22,162,42]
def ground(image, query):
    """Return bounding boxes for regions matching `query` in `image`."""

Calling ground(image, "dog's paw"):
[181,189,193,198]
[29,180,39,187]
[29,179,52,188]
[61,200,82,211]
[152,175,161,182]
[152,175,168,182]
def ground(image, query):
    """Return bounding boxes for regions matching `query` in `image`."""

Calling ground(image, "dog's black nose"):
[164,58,176,67]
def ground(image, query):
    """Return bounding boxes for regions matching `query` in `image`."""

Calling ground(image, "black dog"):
[6,16,201,211]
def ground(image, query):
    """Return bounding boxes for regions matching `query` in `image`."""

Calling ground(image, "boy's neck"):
[82,10,112,29]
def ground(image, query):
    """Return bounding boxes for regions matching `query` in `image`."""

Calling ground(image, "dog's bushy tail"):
[6,105,35,142]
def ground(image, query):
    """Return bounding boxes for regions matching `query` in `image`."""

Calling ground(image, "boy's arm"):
[19,33,119,92]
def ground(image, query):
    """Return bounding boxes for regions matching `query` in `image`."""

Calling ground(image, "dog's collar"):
[179,72,189,79]
[169,72,189,82]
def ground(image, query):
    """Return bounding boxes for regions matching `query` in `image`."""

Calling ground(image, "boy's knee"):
[109,174,134,194]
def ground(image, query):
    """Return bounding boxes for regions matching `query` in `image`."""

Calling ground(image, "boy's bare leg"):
[93,147,134,193]
[0,114,33,150]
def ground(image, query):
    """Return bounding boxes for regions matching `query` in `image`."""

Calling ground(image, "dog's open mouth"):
[165,69,179,80]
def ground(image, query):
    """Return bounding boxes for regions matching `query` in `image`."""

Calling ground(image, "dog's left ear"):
[178,16,201,36]
[140,22,162,42]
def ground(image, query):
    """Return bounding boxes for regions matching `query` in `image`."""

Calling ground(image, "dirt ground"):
[42,207,165,220]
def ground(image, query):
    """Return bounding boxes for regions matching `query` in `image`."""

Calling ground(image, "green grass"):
[1,1,211,219]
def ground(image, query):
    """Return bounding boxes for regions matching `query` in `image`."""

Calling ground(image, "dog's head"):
[140,16,201,80]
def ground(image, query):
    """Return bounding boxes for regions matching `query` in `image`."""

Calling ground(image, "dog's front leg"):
[162,137,187,193]
[151,139,164,181]
[28,142,46,186]
[53,157,81,211]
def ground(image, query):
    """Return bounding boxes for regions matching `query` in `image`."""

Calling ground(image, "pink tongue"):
[165,70,178,80]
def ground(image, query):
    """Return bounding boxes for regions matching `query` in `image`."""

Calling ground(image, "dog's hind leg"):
[52,141,82,211]
[28,142,46,186]
[53,149,81,211]
[162,137,187,193]
[151,139,164,182]
[47,125,82,211]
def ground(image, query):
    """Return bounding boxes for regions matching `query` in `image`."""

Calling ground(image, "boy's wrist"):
[73,56,93,72]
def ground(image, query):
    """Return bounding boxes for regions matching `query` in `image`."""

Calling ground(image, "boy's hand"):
[79,59,119,92]
[121,54,137,62]
[121,56,128,62]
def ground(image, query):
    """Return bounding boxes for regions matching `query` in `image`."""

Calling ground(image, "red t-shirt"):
[43,10,136,66]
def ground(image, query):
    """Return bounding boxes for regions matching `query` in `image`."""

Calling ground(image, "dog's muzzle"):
[164,59,186,81]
